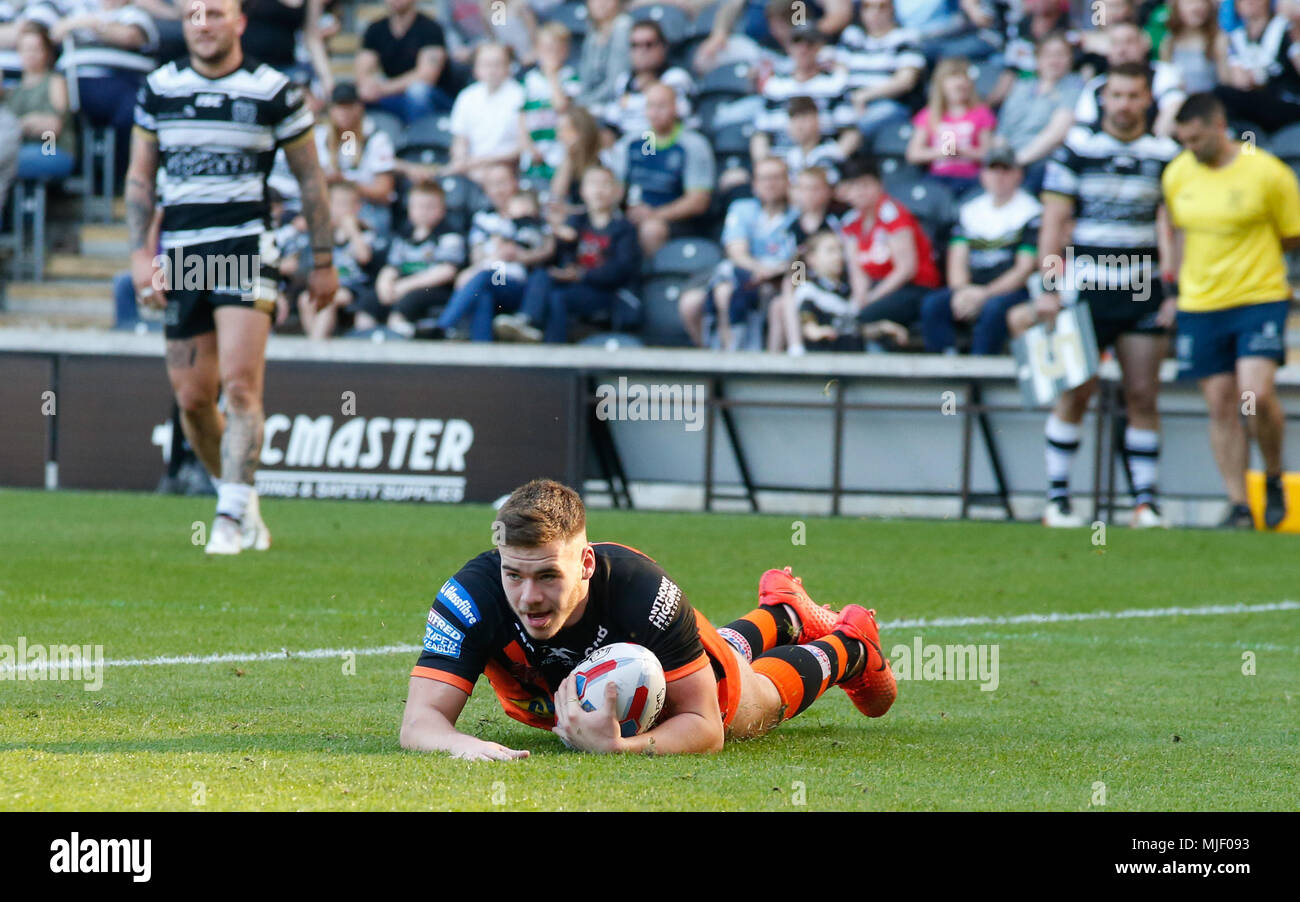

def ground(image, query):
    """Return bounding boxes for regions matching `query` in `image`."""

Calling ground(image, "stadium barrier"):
[2,329,1299,526]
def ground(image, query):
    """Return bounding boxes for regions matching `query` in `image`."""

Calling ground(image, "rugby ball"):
[571,642,667,737]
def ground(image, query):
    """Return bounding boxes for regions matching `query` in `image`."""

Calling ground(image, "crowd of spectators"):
[2,0,1299,351]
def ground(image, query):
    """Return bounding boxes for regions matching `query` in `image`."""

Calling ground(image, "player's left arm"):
[283,127,339,311]
[1269,158,1300,250]
[1155,204,1179,325]
[552,664,725,755]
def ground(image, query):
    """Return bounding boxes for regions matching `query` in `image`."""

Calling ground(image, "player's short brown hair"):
[495,479,587,547]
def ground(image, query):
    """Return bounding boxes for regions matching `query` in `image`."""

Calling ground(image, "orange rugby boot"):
[832,605,897,718]
[758,566,839,643]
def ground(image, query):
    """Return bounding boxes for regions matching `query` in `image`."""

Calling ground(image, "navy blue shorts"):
[1175,301,1290,381]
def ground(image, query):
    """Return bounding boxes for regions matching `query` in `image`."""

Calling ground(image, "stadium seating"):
[628,4,693,47]
[398,113,454,164]
[872,120,914,160]
[1269,122,1300,163]
[639,276,693,346]
[709,122,755,172]
[644,236,724,278]
[365,109,406,148]
[548,2,592,38]
[7,177,50,281]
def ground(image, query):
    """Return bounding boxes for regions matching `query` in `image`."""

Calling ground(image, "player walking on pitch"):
[400,480,897,758]
[126,0,338,554]
[1029,62,1180,529]
[1164,93,1300,529]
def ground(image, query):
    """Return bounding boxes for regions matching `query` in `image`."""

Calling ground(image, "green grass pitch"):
[1,488,1297,811]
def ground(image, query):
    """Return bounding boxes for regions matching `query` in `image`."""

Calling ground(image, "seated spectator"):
[549,104,608,210]
[794,229,910,351]
[1078,0,1141,72]
[906,57,996,197]
[299,181,377,340]
[835,0,926,145]
[518,22,580,188]
[372,181,467,336]
[1159,0,1228,94]
[679,157,798,349]
[990,0,1078,106]
[611,82,715,255]
[919,146,1040,355]
[397,42,524,186]
[357,0,457,122]
[493,165,641,342]
[576,0,633,112]
[7,24,75,181]
[603,18,694,139]
[695,0,854,72]
[1215,0,1300,133]
[769,164,842,348]
[433,171,556,340]
[1075,22,1187,137]
[450,43,523,182]
[317,82,396,236]
[838,154,943,331]
[752,95,846,185]
[48,0,158,182]
[995,31,1084,193]
[755,25,856,157]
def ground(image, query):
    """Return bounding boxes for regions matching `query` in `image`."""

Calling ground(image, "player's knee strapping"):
[751,633,864,720]
[717,606,800,663]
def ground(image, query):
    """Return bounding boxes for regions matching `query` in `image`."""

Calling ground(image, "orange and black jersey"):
[411,543,711,729]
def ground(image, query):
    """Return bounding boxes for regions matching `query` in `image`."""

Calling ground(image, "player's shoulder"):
[144,58,185,91]
[1133,132,1180,161]
[436,548,509,630]
[596,543,691,635]
[1062,123,1102,153]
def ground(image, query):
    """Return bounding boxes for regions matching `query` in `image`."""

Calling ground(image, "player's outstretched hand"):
[447,734,530,762]
[552,674,624,754]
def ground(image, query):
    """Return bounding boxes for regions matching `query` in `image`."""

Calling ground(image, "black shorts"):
[161,232,280,340]
[1078,281,1168,350]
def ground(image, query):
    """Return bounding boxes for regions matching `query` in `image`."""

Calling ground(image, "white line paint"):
[4,600,1297,676]
[878,600,1300,631]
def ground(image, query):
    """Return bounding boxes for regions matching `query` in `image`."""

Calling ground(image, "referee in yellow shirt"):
[1164,93,1300,529]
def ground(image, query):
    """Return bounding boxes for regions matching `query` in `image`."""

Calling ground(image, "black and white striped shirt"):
[833,26,925,93]
[134,58,316,248]
[1042,125,1178,253]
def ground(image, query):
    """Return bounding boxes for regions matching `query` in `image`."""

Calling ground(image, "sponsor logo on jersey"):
[423,625,462,658]
[195,93,225,108]
[231,100,257,124]
[541,646,581,667]
[438,577,480,627]
[427,609,464,641]
[648,576,681,630]
[583,625,609,657]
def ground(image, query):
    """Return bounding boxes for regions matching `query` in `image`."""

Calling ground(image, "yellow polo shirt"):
[1162,145,1300,312]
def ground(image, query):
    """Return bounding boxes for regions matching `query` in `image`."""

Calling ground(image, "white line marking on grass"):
[878,600,1300,631]
[6,601,1297,676]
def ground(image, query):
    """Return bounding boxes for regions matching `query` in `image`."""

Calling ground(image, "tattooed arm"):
[127,126,165,308]
[283,130,340,311]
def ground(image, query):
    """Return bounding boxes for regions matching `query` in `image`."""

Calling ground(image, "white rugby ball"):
[571,642,667,737]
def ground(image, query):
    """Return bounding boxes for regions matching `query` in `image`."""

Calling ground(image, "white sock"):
[216,482,253,523]
[1045,414,1081,500]
[1125,426,1160,506]
[781,603,803,639]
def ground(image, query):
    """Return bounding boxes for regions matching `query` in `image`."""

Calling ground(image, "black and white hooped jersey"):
[134,58,316,249]
[1042,124,1179,253]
